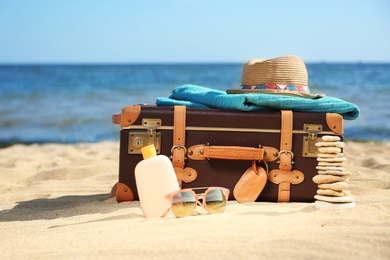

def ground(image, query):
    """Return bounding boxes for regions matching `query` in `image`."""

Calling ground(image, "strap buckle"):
[277,150,295,165]
[170,145,187,159]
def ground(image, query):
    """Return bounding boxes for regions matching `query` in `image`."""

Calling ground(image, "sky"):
[0,0,389,63]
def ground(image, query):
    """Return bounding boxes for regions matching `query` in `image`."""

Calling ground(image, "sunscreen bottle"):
[135,145,180,218]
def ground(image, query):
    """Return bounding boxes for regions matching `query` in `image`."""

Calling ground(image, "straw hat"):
[227,55,324,98]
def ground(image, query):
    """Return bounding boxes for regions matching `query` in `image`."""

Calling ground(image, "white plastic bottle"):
[135,144,180,218]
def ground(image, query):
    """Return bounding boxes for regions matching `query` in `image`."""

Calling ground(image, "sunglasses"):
[162,187,230,218]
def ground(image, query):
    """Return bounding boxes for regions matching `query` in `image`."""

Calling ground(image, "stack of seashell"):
[312,135,356,209]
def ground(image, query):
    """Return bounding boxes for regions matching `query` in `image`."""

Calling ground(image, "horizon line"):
[1,60,390,66]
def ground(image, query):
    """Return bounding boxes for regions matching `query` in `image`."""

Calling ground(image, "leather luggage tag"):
[233,161,268,203]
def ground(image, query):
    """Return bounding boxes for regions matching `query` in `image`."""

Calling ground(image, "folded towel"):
[156,85,360,120]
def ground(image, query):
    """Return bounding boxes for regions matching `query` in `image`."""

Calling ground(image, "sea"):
[0,63,389,146]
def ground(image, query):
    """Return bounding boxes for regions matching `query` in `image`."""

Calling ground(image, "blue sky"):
[0,0,389,63]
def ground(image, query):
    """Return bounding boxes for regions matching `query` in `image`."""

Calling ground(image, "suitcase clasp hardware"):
[302,124,323,158]
[128,118,162,154]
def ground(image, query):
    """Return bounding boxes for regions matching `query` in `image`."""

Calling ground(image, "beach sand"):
[0,141,389,259]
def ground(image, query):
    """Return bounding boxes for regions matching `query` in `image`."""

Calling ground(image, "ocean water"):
[0,63,389,145]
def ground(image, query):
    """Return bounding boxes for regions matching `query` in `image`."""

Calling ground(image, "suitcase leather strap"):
[171,106,197,186]
[187,145,278,162]
[269,110,304,202]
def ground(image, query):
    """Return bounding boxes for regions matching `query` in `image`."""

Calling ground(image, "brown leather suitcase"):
[111,105,343,203]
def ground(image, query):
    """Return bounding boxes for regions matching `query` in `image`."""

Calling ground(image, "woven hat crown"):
[241,56,308,86]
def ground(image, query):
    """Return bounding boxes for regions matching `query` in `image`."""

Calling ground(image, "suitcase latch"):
[128,118,162,154]
[302,124,322,158]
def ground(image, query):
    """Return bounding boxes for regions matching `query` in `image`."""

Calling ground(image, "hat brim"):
[226,89,325,99]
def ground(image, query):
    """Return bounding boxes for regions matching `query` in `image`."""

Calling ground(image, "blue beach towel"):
[156,84,360,120]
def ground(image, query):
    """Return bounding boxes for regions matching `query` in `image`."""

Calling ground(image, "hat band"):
[241,84,310,94]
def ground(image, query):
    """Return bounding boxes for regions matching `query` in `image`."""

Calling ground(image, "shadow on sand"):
[0,193,134,222]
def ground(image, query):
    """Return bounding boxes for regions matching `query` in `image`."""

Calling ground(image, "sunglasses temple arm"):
[160,206,171,218]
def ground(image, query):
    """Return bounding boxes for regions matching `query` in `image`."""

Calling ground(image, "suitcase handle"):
[187,144,279,161]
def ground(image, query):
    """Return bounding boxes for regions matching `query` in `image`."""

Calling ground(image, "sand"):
[1,141,389,259]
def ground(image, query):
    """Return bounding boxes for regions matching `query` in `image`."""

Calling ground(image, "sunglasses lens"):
[205,189,227,214]
[171,191,196,217]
